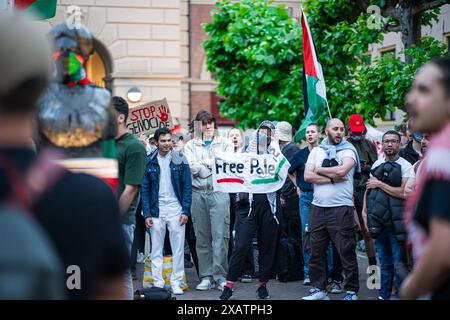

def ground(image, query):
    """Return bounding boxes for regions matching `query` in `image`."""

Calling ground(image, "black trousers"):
[227,194,280,283]
[131,201,146,271]
[229,193,255,276]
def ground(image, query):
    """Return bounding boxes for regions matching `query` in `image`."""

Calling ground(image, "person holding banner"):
[220,121,282,300]
[184,110,234,291]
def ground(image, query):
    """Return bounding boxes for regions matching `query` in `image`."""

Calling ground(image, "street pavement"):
[133,251,380,300]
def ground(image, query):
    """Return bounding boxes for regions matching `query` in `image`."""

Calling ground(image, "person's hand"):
[296,187,300,197]
[334,176,348,183]
[180,214,189,226]
[145,217,153,228]
[366,177,381,190]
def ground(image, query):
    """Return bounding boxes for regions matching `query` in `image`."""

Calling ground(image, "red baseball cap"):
[348,114,366,133]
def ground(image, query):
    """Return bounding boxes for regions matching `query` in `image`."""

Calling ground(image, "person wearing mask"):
[227,127,255,283]
[347,114,378,267]
[220,121,283,300]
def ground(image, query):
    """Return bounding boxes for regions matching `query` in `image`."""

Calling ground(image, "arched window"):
[85,38,113,92]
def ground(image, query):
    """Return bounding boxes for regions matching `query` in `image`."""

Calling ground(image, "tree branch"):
[414,0,450,15]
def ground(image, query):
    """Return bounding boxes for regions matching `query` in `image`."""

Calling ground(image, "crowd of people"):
[1,14,450,301]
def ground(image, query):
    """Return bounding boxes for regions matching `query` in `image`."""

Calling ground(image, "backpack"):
[0,149,66,299]
[277,201,303,282]
[134,287,175,300]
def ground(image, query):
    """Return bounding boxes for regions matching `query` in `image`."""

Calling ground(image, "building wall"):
[40,0,185,122]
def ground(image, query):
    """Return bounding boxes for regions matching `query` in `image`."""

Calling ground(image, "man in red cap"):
[347,114,378,266]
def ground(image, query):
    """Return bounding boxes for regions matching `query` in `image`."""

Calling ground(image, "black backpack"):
[134,287,175,300]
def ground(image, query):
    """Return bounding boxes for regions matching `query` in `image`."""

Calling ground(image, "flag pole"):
[325,100,332,119]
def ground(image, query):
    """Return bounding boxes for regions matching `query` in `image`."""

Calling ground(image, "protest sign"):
[126,98,174,136]
[212,150,290,194]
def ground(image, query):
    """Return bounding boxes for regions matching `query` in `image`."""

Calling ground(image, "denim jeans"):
[375,228,408,300]
[299,191,333,279]
[122,224,135,300]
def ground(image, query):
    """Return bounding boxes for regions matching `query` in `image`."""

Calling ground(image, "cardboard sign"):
[212,151,290,194]
[126,98,174,136]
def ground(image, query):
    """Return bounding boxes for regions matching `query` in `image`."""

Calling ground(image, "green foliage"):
[203,0,302,128]
[358,37,448,122]
[203,0,449,131]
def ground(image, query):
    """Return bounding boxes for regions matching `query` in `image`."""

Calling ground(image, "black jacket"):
[399,141,420,165]
[366,161,406,243]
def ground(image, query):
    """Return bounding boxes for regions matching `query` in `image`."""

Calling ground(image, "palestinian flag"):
[294,11,328,142]
[15,0,57,19]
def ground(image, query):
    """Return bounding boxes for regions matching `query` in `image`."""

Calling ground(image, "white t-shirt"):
[371,156,414,179]
[157,151,183,218]
[306,147,356,207]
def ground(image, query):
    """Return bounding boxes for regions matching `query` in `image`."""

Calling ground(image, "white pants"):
[150,214,186,288]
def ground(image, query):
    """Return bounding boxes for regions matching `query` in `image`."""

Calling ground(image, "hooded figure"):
[220,120,282,301]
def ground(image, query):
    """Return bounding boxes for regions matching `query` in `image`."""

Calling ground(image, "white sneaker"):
[302,289,330,300]
[303,277,311,286]
[196,279,212,291]
[171,284,184,295]
[216,281,227,291]
[137,252,146,264]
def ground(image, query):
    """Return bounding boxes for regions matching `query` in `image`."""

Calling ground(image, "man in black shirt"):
[401,56,450,300]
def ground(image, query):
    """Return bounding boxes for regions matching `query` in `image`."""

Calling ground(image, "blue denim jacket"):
[141,150,192,218]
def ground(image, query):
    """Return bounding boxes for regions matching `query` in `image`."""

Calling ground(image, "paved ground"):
[133,251,380,300]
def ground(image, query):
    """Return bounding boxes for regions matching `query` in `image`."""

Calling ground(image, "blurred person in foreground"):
[0,13,64,300]
[401,56,450,300]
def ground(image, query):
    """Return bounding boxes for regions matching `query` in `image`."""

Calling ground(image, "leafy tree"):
[203,0,449,131]
[203,0,303,128]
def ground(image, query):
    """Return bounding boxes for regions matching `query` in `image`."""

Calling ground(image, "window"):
[446,34,450,52]
[380,47,396,60]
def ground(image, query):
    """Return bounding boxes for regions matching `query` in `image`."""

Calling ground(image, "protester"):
[364,130,413,300]
[288,124,320,286]
[114,96,147,299]
[184,110,233,291]
[347,114,378,266]
[141,127,192,295]
[227,127,255,283]
[220,121,282,300]
[401,56,450,300]
[302,119,360,300]
[276,121,303,282]
[399,121,422,165]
